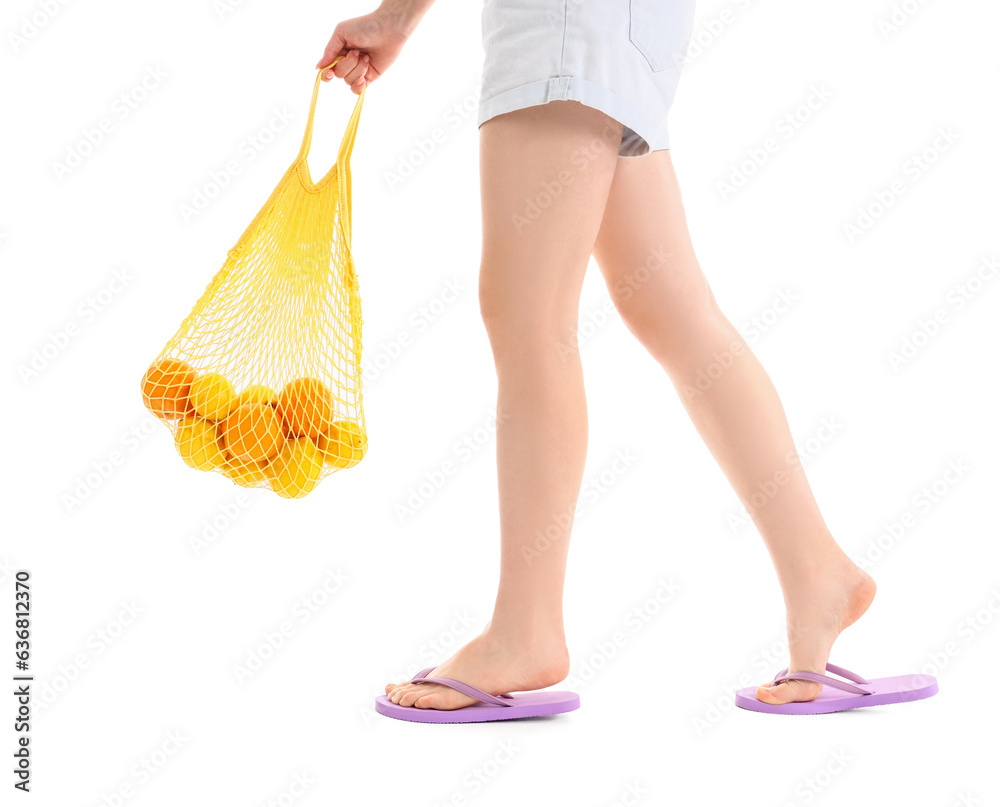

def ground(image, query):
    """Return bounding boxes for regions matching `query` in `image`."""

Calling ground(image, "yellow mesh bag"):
[141,58,367,498]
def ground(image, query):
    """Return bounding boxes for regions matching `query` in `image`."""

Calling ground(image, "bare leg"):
[386,101,623,709]
[591,150,876,705]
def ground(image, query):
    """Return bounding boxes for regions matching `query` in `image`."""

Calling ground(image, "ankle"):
[479,623,570,678]
[485,605,566,641]
[780,541,859,589]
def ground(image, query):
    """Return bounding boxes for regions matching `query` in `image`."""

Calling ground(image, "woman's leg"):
[386,100,623,709]
[591,149,876,705]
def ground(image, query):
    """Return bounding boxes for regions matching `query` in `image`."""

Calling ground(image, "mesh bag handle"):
[296,56,366,248]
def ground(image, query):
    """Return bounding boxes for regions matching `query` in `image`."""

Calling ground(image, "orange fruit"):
[221,455,269,488]
[276,378,334,439]
[141,358,197,420]
[316,420,367,469]
[190,372,237,421]
[175,416,227,471]
[235,384,279,408]
[221,403,285,463]
[266,437,324,499]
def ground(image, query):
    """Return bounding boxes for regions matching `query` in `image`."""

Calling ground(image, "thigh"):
[478,100,623,328]
[592,150,718,329]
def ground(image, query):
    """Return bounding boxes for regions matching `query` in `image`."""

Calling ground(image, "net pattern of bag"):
[141,58,367,498]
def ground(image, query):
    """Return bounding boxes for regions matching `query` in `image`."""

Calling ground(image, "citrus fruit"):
[235,384,279,408]
[316,419,367,469]
[221,456,269,488]
[266,437,325,499]
[190,372,238,421]
[141,358,197,420]
[221,403,285,463]
[276,378,334,439]
[175,416,227,471]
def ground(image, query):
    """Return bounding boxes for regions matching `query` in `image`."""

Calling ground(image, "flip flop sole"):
[374,690,580,724]
[735,673,939,715]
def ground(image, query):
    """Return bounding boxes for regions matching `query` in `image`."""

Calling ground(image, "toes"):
[755,683,784,704]
[756,680,823,705]
[385,679,413,698]
[414,693,442,710]
[385,684,470,710]
[398,688,425,708]
[389,685,414,704]
[383,680,479,711]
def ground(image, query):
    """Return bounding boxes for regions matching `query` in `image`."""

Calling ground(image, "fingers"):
[351,58,369,94]
[315,32,346,73]
[318,49,351,83]
[319,48,369,89]
[341,50,369,88]
[317,49,349,82]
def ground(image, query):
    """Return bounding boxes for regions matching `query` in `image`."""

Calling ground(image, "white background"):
[2,0,998,804]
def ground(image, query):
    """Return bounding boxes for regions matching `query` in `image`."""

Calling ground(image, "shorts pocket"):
[628,0,696,73]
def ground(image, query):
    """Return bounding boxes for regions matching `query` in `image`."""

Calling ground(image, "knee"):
[612,281,732,361]
[479,271,579,362]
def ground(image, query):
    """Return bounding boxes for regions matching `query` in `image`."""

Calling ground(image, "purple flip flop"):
[735,662,939,715]
[375,666,580,724]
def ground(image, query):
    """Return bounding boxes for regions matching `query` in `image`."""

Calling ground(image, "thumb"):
[315,33,346,70]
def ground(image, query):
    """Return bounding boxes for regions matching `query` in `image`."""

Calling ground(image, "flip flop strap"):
[772,662,874,695]
[409,667,516,707]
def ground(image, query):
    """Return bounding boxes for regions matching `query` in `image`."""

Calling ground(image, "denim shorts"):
[477,0,697,156]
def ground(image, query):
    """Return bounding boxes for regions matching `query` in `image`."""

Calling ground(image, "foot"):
[384,628,570,711]
[756,551,877,706]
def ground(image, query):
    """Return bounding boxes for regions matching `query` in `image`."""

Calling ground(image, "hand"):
[315,8,411,95]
